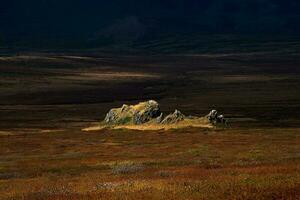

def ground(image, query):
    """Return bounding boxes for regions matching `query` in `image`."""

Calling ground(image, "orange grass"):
[0,127,300,200]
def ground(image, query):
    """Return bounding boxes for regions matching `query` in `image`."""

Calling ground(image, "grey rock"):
[156,113,164,123]
[104,110,117,123]
[161,109,185,124]
[121,104,129,112]
[103,100,161,125]
[207,110,218,121]
[132,100,161,124]
[206,110,227,125]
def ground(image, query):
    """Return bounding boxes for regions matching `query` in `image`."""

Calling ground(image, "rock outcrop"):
[104,100,161,125]
[83,100,227,131]
[161,110,185,124]
[104,100,227,126]
[206,109,227,125]
[104,101,189,126]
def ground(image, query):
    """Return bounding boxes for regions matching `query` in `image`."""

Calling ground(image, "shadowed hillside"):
[1,0,300,50]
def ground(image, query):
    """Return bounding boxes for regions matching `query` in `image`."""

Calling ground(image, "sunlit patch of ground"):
[0,55,59,61]
[0,131,14,136]
[83,118,213,131]
[40,129,65,133]
[189,73,299,83]
[58,56,98,60]
[56,71,160,82]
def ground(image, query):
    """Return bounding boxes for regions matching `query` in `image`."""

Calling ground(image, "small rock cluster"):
[104,100,227,126]
[206,110,227,125]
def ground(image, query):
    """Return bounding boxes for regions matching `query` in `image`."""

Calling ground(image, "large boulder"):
[104,100,161,125]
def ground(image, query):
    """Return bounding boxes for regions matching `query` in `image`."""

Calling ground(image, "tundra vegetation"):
[0,53,300,199]
[0,127,299,200]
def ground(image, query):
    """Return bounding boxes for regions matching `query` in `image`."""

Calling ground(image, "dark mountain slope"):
[1,0,300,51]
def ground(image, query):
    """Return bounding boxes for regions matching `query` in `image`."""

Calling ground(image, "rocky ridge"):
[83,100,226,131]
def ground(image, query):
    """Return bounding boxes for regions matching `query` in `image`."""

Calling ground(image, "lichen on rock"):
[104,100,161,125]
[84,100,226,131]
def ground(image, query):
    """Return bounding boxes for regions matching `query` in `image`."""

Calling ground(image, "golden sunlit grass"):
[57,71,161,82]
[0,131,14,136]
[83,117,213,131]
[0,127,299,199]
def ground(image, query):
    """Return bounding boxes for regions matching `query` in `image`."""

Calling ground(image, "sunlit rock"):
[161,110,185,124]
[104,100,161,125]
